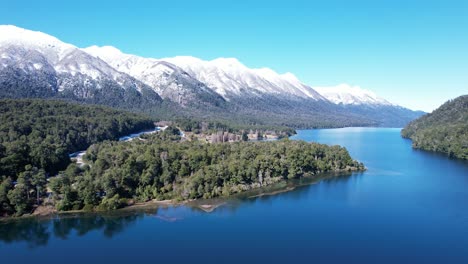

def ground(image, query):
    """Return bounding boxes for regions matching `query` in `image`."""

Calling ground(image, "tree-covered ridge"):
[401,95,468,159]
[0,99,155,179]
[46,130,364,212]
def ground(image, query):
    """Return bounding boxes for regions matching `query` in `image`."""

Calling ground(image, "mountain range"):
[0,25,424,128]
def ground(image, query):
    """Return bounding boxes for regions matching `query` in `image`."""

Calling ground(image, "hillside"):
[0,99,155,180]
[401,95,468,159]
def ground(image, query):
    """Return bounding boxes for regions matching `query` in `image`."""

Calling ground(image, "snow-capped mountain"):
[161,56,325,101]
[314,84,392,106]
[0,25,74,65]
[0,25,162,109]
[83,46,225,107]
[0,25,424,127]
[83,46,325,103]
[313,83,425,127]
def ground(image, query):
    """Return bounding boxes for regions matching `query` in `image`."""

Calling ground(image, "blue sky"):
[2,0,467,111]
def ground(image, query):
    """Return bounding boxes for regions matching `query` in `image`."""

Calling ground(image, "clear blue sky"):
[2,0,467,111]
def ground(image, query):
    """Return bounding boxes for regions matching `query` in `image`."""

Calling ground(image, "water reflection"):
[0,219,49,248]
[189,172,360,213]
[0,212,147,248]
[0,172,361,248]
[52,214,142,239]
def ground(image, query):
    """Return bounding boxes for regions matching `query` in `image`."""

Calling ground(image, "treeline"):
[174,118,296,136]
[0,99,156,215]
[31,129,363,214]
[401,95,467,159]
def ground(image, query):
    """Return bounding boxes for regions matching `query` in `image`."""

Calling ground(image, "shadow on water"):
[0,212,151,248]
[0,219,49,248]
[412,148,468,167]
[0,171,363,248]
[51,213,143,239]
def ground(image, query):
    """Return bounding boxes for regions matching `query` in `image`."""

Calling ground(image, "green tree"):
[7,184,30,216]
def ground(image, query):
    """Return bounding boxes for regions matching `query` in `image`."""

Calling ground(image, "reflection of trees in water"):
[53,214,142,239]
[0,213,144,248]
[0,219,49,248]
[0,172,364,249]
[189,172,361,214]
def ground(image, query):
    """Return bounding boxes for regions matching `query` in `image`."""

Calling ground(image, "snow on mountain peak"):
[281,72,299,81]
[211,57,245,68]
[0,25,60,44]
[160,56,325,100]
[314,83,392,106]
[254,67,278,77]
[159,56,203,66]
[84,45,123,60]
[0,25,75,63]
[1,25,395,107]
[280,72,304,86]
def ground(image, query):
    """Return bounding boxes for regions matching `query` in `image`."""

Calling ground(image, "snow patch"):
[0,25,75,63]
[33,63,42,70]
[314,84,393,106]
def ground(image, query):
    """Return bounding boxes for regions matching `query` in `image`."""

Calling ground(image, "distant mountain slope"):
[161,56,325,101]
[401,95,468,159]
[0,25,423,128]
[0,25,162,112]
[83,46,226,109]
[314,84,424,127]
[314,84,392,106]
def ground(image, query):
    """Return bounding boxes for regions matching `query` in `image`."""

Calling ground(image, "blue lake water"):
[1,128,468,263]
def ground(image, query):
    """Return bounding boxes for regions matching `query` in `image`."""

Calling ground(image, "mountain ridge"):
[0,25,423,127]
[0,25,163,112]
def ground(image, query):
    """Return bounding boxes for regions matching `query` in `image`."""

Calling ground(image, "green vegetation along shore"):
[0,98,365,218]
[55,129,363,210]
[401,95,467,160]
[1,125,364,217]
[0,99,156,216]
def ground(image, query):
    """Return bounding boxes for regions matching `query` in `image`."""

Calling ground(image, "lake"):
[1,128,468,263]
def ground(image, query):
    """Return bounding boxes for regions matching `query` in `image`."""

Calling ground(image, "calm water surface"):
[1,128,467,263]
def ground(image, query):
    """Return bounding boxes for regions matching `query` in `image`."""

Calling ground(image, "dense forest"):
[174,118,295,138]
[61,130,362,211]
[401,95,467,159]
[0,98,155,194]
[0,99,365,217]
[0,126,364,216]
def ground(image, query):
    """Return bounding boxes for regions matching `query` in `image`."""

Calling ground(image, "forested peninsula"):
[0,99,364,217]
[401,95,467,160]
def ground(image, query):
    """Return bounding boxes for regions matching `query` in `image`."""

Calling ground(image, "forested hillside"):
[401,95,467,159]
[0,99,155,179]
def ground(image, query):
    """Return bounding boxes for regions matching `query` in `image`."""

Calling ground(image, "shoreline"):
[1,169,364,222]
[0,199,185,222]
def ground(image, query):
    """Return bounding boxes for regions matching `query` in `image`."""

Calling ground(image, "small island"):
[401,95,467,160]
